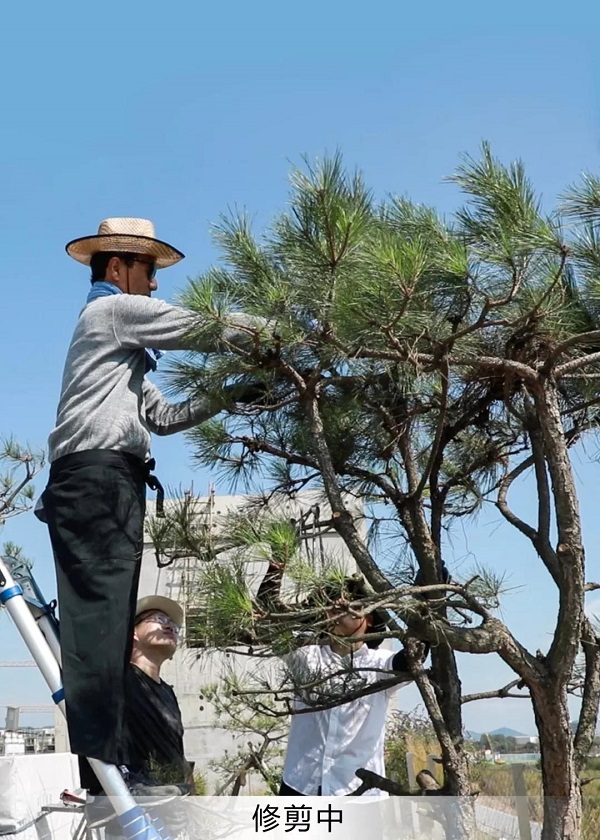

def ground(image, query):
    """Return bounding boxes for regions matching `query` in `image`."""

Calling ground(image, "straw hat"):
[66,218,185,268]
[135,595,184,628]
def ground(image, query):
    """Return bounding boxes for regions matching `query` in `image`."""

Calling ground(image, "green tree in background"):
[0,439,44,528]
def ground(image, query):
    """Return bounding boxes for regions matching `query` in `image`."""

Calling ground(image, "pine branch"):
[496,455,537,541]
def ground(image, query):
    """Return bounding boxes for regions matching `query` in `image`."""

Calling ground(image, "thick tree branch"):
[545,329,600,371]
[238,436,318,471]
[573,616,600,772]
[496,455,537,541]
[415,358,449,499]
[535,381,585,678]
[403,639,462,766]
[495,432,562,587]
[555,350,600,378]
[530,426,556,577]
[233,670,412,717]
[301,392,392,594]
[325,333,539,385]
[350,768,406,796]
[336,462,406,505]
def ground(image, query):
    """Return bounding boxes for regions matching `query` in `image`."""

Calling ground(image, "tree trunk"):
[442,797,478,840]
[437,723,477,840]
[531,685,582,840]
[430,646,469,793]
[410,643,477,838]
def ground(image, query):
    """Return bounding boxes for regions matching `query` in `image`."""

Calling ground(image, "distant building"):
[514,734,539,746]
[0,728,55,756]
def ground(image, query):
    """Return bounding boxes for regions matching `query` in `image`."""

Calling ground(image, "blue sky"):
[1,0,599,734]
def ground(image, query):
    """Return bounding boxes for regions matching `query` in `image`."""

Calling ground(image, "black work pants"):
[42,450,147,766]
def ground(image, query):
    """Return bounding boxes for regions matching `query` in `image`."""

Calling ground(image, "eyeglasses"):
[131,257,157,279]
[138,612,181,634]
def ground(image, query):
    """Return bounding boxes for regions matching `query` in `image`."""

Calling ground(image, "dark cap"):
[318,575,388,649]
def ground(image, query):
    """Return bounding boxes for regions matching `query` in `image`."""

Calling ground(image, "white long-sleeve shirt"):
[281,644,412,796]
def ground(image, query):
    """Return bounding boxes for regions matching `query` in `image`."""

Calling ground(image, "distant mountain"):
[464,727,528,740]
[489,727,527,737]
[467,723,599,741]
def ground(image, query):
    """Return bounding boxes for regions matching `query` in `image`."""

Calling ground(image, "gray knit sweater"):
[48,294,264,463]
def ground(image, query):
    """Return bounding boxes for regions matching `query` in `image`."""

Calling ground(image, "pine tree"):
[157,147,600,840]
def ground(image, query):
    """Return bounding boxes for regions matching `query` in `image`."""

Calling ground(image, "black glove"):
[225,380,271,406]
[413,562,450,599]
[391,640,430,671]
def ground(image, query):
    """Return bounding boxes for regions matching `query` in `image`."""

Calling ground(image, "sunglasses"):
[131,257,157,279]
[137,612,181,634]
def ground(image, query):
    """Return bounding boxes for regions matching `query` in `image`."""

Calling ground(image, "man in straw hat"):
[39,218,270,773]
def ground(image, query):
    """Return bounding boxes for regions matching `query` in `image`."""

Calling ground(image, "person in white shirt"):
[277,577,421,797]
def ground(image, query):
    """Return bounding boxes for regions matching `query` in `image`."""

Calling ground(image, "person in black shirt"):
[79,595,189,793]
[126,595,190,788]
[81,595,190,837]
